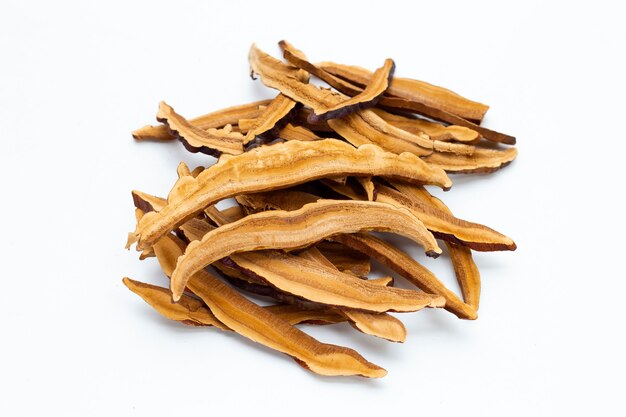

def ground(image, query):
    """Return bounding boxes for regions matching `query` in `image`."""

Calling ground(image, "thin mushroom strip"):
[132,99,269,141]
[279,40,395,122]
[242,94,298,145]
[154,234,387,378]
[249,44,433,155]
[422,146,518,174]
[389,181,482,309]
[170,199,442,301]
[157,101,244,156]
[231,251,444,313]
[375,183,516,251]
[330,233,476,320]
[317,61,490,123]
[129,139,451,251]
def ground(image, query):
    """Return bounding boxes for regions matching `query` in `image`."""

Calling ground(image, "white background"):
[1,1,624,415]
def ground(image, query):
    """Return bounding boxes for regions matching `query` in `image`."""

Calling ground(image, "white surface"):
[1,0,624,415]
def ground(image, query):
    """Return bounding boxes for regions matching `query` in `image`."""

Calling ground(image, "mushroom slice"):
[243,94,298,145]
[157,101,244,156]
[132,99,269,141]
[330,233,476,320]
[154,234,387,378]
[129,139,451,251]
[170,199,441,301]
[377,183,516,252]
[422,146,518,174]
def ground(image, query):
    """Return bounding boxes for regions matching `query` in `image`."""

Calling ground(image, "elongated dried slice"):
[157,101,244,156]
[373,108,480,143]
[279,40,395,122]
[170,199,441,301]
[356,177,375,201]
[380,96,516,145]
[123,277,228,328]
[129,139,452,251]
[376,183,516,251]
[250,45,433,155]
[243,94,298,145]
[231,251,443,313]
[423,146,517,174]
[154,234,387,378]
[316,241,371,277]
[327,110,433,156]
[390,182,482,309]
[176,162,191,178]
[331,233,476,320]
[318,61,489,123]
[132,99,270,141]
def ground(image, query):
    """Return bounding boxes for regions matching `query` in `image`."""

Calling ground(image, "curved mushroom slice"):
[170,200,441,301]
[422,146,518,174]
[154,234,387,378]
[264,304,346,326]
[130,139,452,251]
[389,182,482,310]
[132,99,270,141]
[376,183,516,252]
[317,61,490,124]
[249,44,433,156]
[232,251,443,313]
[279,40,395,122]
[157,101,244,156]
[243,94,298,145]
[372,108,480,143]
[123,277,228,328]
[356,177,375,201]
[176,162,191,178]
[132,190,167,213]
[236,190,320,213]
[330,233,476,320]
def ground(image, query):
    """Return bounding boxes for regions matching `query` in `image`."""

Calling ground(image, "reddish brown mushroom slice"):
[389,181,482,309]
[317,61,489,124]
[129,139,451,251]
[170,200,442,301]
[330,233,476,320]
[250,44,433,156]
[156,101,244,156]
[279,40,395,122]
[376,183,516,252]
[372,108,480,143]
[132,99,270,141]
[422,146,518,174]
[154,234,387,378]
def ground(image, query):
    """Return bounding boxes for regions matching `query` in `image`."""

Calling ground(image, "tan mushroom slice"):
[132,99,270,141]
[156,101,244,156]
[236,190,320,213]
[330,233,476,320]
[231,250,443,313]
[123,277,228,329]
[129,139,451,251]
[249,44,433,156]
[154,234,387,378]
[243,94,298,145]
[279,40,395,122]
[278,123,322,141]
[372,108,480,143]
[170,199,442,301]
[376,183,516,252]
[389,182,482,310]
[356,177,376,201]
[264,304,346,326]
[318,61,489,123]
[176,162,191,178]
[422,146,518,174]
[316,241,371,277]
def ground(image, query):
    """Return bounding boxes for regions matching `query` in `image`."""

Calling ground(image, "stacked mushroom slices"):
[125,41,517,378]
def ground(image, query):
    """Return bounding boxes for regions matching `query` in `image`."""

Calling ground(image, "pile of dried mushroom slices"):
[125,40,517,378]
